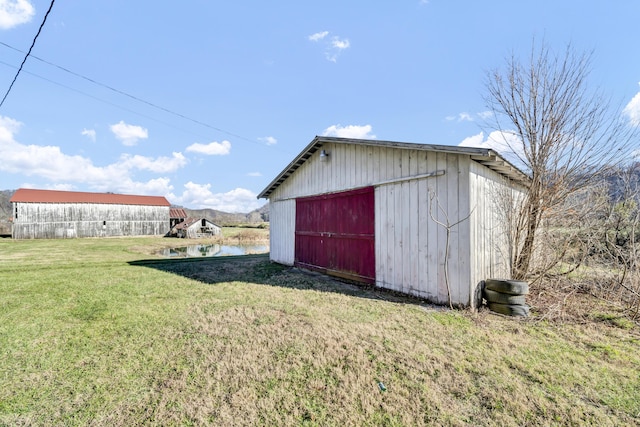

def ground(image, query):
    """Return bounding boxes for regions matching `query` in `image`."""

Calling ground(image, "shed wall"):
[12,202,169,239]
[269,199,295,265]
[268,142,385,201]
[375,151,471,305]
[468,161,527,294]
[269,143,476,305]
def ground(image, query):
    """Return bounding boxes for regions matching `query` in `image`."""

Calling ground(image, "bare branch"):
[484,39,639,279]
[428,189,474,309]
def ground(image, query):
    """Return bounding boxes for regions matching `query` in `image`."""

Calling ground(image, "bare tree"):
[484,40,638,279]
[428,190,473,309]
[591,164,640,319]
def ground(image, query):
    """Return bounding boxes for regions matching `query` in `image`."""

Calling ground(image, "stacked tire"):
[483,279,530,317]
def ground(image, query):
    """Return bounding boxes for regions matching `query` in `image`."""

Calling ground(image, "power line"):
[0,42,262,147]
[0,58,215,141]
[0,0,56,108]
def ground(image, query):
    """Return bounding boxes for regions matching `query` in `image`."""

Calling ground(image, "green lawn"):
[0,235,639,426]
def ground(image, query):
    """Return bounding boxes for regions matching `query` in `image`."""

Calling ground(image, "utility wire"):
[0,59,214,141]
[0,41,260,146]
[0,0,56,108]
[0,56,278,150]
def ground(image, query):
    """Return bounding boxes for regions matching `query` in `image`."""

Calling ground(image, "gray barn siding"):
[375,151,472,305]
[268,199,296,265]
[468,161,525,291]
[12,202,169,239]
[268,142,486,306]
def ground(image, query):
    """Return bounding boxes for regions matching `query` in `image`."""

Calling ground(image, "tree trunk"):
[513,204,539,279]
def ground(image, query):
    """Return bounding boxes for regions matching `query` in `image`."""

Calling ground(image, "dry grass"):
[0,237,639,425]
[221,227,269,243]
[526,270,640,328]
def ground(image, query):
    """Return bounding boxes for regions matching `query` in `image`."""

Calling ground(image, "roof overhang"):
[258,136,530,199]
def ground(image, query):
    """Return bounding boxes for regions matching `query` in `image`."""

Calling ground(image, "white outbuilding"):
[10,188,170,239]
[258,136,529,308]
[170,217,222,238]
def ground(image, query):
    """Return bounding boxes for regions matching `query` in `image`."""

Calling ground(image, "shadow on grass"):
[128,254,434,307]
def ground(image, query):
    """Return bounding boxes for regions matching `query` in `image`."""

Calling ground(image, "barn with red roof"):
[10,188,171,239]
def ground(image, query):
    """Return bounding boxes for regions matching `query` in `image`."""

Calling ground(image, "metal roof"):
[170,208,188,219]
[10,188,170,206]
[258,136,530,199]
[173,217,200,230]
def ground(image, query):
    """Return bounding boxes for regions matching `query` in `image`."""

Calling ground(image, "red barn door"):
[295,187,375,283]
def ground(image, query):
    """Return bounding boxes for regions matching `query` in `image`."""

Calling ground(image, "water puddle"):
[158,243,269,258]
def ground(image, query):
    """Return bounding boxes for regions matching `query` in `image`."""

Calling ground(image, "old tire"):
[483,289,526,305]
[485,278,529,295]
[487,302,530,317]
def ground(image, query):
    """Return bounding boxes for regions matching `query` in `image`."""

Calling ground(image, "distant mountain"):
[182,203,269,226]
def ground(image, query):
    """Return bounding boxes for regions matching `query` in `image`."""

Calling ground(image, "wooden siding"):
[269,199,295,265]
[269,142,428,201]
[267,142,526,307]
[12,202,169,239]
[468,161,526,299]
[375,151,471,305]
[175,219,221,238]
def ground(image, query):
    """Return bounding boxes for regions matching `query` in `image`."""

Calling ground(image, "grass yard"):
[0,234,639,426]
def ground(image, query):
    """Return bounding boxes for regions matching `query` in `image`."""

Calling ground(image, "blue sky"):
[1,0,640,212]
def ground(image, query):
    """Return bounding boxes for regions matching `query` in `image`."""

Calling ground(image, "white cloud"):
[322,124,376,139]
[0,115,21,137]
[308,31,329,42]
[81,128,96,142]
[308,31,350,62]
[0,0,35,30]
[110,121,148,146]
[459,132,486,148]
[247,172,262,177]
[446,111,491,122]
[174,182,263,213]
[0,115,183,196]
[186,140,231,155]
[0,117,266,212]
[46,183,76,191]
[458,130,525,167]
[107,177,175,198]
[118,152,187,173]
[0,139,101,182]
[331,37,350,50]
[624,87,640,126]
[259,136,277,146]
[325,36,350,62]
[458,112,473,122]
[477,110,493,120]
[458,130,518,151]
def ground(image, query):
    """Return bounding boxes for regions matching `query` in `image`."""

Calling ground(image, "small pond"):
[158,243,269,258]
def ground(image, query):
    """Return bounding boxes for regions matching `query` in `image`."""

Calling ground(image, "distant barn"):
[10,188,170,239]
[170,217,221,238]
[259,136,529,308]
[170,207,188,228]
